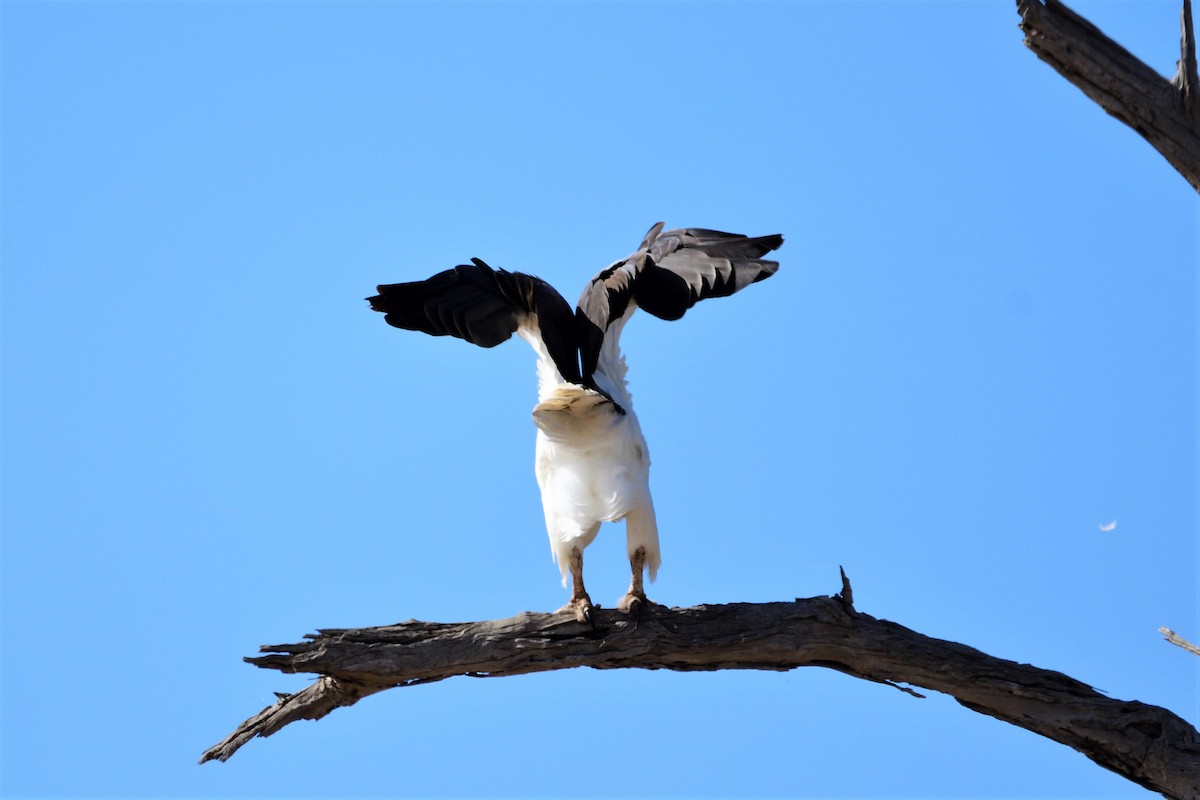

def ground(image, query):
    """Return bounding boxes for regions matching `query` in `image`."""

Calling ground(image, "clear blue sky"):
[2,1,1196,797]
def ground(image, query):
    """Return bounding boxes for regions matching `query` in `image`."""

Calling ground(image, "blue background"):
[2,2,1196,797]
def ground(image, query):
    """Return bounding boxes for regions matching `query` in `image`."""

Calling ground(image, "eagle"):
[367,222,783,623]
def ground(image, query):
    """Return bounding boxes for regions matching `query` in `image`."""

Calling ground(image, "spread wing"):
[576,222,783,381]
[368,258,583,385]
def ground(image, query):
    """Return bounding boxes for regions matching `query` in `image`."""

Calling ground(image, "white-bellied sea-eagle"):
[367,222,783,623]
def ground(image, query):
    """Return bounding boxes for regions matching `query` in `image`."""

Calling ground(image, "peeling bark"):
[1017,0,1200,192]
[202,583,1200,800]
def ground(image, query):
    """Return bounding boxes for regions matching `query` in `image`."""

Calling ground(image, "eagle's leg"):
[562,546,594,624]
[618,546,648,615]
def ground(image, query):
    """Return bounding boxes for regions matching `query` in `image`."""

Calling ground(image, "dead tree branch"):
[202,581,1200,799]
[1161,626,1200,657]
[1017,0,1200,192]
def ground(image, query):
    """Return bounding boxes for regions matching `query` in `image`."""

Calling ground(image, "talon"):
[560,594,595,626]
[618,591,646,616]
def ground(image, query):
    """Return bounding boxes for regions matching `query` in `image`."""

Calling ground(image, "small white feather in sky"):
[1099,520,1118,532]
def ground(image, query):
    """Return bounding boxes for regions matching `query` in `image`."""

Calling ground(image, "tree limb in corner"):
[1161,626,1200,657]
[201,579,1200,800]
[1017,0,1200,192]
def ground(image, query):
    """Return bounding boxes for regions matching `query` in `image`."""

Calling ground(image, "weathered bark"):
[202,578,1200,800]
[1017,0,1200,192]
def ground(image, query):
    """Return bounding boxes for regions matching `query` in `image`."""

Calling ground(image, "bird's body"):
[368,222,782,620]
[532,380,659,588]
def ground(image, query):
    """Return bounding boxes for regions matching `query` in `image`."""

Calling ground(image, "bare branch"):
[1017,0,1200,191]
[202,589,1200,799]
[1172,0,1200,117]
[200,676,387,764]
[1161,626,1200,657]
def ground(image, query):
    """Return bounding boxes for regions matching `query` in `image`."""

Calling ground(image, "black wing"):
[576,222,783,380]
[368,258,583,385]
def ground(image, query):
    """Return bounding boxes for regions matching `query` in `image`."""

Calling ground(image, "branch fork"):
[1017,0,1200,191]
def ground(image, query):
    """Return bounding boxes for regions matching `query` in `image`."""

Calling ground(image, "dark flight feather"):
[575,223,783,379]
[368,259,582,384]
[368,223,782,393]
